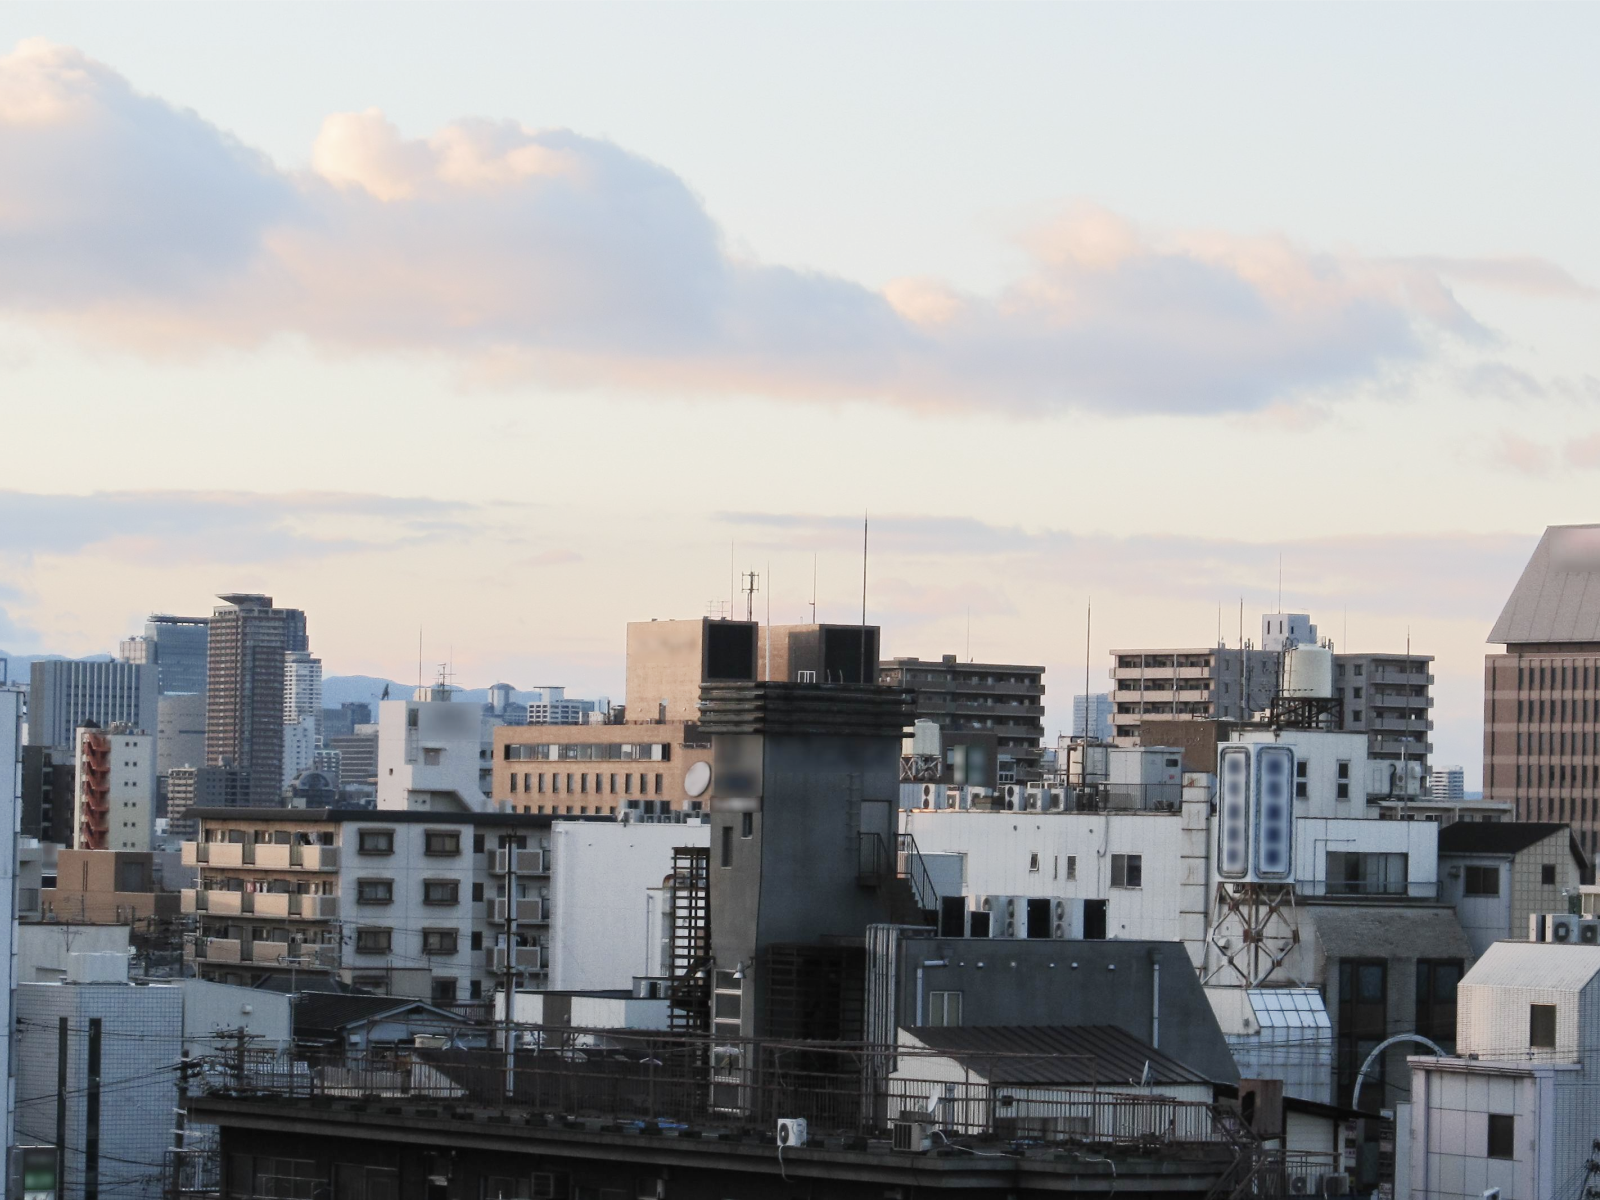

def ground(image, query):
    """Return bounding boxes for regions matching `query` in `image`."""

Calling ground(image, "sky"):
[2,4,1598,787]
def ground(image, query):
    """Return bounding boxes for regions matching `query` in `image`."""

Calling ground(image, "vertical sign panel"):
[1217,746,1251,878]
[1254,746,1294,880]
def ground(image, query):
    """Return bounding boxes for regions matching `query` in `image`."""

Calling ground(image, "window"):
[1065,855,1077,881]
[1530,1003,1557,1049]
[431,977,458,1006]
[720,825,733,868]
[423,879,460,905]
[1028,853,1040,873]
[1542,863,1558,885]
[740,812,753,838]
[335,1164,397,1200]
[472,881,484,902]
[231,1156,318,1200]
[422,748,442,766]
[1110,853,1142,889]
[425,830,461,856]
[355,927,392,953]
[1463,865,1500,896]
[928,990,963,1027]
[356,879,393,905]
[1487,1113,1515,1160]
[474,835,485,853]
[1336,959,1387,1105]
[357,829,394,855]
[422,929,458,955]
[1415,960,1462,1054]
[1327,851,1408,896]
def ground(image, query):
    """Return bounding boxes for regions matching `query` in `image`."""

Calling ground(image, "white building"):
[546,820,710,991]
[1261,612,1319,652]
[1408,942,1600,1200]
[1428,764,1466,801]
[14,976,184,1200]
[1,683,22,1154]
[284,649,323,742]
[73,725,154,851]
[377,684,488,812]
[282,712,318,787]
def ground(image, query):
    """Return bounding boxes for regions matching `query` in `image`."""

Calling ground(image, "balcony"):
[183,842,339,870]
[491,898,548,924]
[490,849,550,875]
[183,889,340,919]
[189,937,242,963]
[492,945,545,971]
[187,938,340,967]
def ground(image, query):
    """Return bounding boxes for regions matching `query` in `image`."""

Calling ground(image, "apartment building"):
[73,725,154,851]
[1483,524,1600,856]
[1335,651,1434,772]
[879,654,1045,784]
[377,684,488,812]
[1109,644,1279,743]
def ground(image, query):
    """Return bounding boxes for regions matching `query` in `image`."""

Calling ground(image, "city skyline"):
[4,6,1599,790]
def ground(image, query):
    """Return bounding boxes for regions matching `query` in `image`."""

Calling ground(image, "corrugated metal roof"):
[1461,941,1600,992]
[903,1024,1213,1086]
[293,993,467,1038]
[1304,904,1474,962]
[1488,525,1600,646]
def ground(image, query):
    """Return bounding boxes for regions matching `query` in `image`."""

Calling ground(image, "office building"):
[880,654,1045,784]
[156,690,205,777]
[325,730,378,795]
[1429,763,1466,801]
[1483,524,1600,855]
[484,682,527,724]
[73,725,154,852]
[322,701,371,740]
[525,687,593,725]
[205,593,307,807]
[143,612,210,694]
[26,658,157,751]
[1070,692,1114,741]
[165,765,248,839]
[494,720,710,818]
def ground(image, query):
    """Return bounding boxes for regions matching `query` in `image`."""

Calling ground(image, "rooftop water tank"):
[1281,645,1334,699]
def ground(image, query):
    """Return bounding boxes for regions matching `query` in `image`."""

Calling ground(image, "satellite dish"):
[684,761,712,798]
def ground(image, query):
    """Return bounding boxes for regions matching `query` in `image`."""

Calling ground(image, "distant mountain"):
[0,650,115,686]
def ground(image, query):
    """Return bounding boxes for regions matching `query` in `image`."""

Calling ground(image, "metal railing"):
[196,1031,1241,1157]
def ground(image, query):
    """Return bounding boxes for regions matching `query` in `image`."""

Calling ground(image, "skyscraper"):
[143,614,211,695]
[205,594,307,807]
[284,650,323,741]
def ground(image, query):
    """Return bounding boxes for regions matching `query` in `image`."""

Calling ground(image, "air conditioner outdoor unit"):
[1580,918,1600,945]
[1550,916,1577,944]
[1004,784,1022,805]
[922,784,937,808]
[1321,1174,1350,1197]
[777,1118,808,1148]
[891,1117,933,1153]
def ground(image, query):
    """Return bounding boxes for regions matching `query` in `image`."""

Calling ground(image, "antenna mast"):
[742,570,759,622]
[810,553,817,624]
[860,513,869,684]
[1084,598,1092,740]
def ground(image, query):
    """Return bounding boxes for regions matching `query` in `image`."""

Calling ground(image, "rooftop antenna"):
[730,541,736,622]
[966,606,971,663]
[810,553,817,624]
[1083,598,1092,740]
[860,512,869,684]
[765,560,772,681]
[1277,553,1283,613]
[742,570,760,622]
[417,627,423,692]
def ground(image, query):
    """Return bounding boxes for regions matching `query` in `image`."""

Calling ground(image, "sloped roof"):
[903,1024,1213,1086]
[1304,904,1474,962]
[1462,942,1600,992]
[293,993,467,1039]
[1488,525,1600,646]
[1439,822,1571,856]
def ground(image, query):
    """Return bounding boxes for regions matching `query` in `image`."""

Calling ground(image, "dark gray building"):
[205,594,308,807]
[20,745,73,844]
[26,658,157,750]
[144,613,211,695]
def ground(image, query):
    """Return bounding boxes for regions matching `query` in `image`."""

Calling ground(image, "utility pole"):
[170,1049,194,1200]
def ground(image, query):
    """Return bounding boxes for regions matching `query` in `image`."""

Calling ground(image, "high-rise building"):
[27,658,158,751]
[143,613,211,695]
[1070,692,1114,742]
[878,654,1045,784]
[1428,764,1466,801]
[74,725,154,852]
[1483,524,1600,854]
[156,692,206,775]
[165,764,248,839]
[284,649,323,742]
[322,701,372,740]
[19,746,73,844]
[205,593,307,807]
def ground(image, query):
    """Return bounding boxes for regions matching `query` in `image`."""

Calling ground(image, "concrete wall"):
[377,695,486,811]
[896,937,1238,1084]
[1410,1060,1556,1200]
[16,924,130,984]
[14,982,183,1200]
[548,820,709,991]
[1294,816,1439,898]
[1511,833,1582,937]
[902,809,1188,942]
[1440,854,1515,957]
[180,978,291,1054]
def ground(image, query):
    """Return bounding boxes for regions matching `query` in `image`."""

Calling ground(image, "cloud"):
[0,39,1586,415]
[1411,256,1599,300]
[0,488,476,564]
[1491,431,1555,475]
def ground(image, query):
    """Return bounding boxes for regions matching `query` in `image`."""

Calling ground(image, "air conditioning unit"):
[1003,784,1022,807]
[1580,918,1600,945]
[968,787,992,807]
[777,1118,808,1148]
[1321,1174,1350,1197]
[922,784,937,808]
[953,787,970,810]
[1550,916,1577,944]
[891,1118,933,1153]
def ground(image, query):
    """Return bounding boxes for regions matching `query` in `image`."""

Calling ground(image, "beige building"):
[74,725,154,851]
[39,849,179,925]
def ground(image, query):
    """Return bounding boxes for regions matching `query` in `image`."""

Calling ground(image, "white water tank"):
[1281,645,1333,698]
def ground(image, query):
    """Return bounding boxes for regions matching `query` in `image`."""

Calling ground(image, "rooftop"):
[1489,524,1600,646]
[1438,820,1574,856]
[903,1023,1213,1087]
[187,806,609,827]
